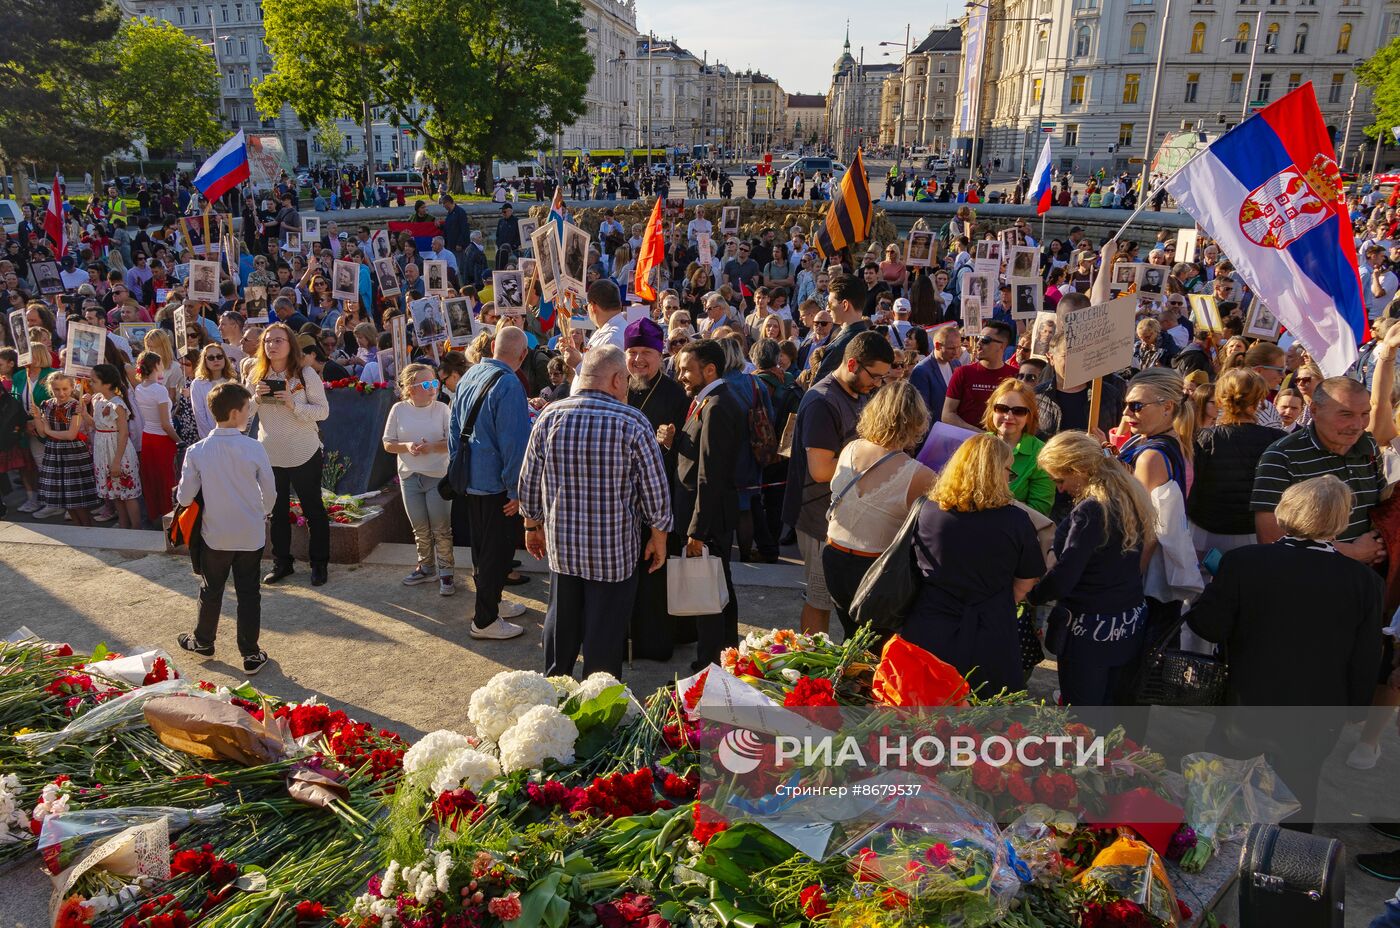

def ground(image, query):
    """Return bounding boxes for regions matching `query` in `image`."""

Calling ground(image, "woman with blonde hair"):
[823,380,936,635]
[1188,369,1284,555]
[1216,335,1249,374]
[245,322,331,586]
[381,362,455,594]
[143,328,183,400]
[189,343,234,439]
[904,432,1046,694]
[1119,367,1194,494]
[1032,432,1157,704]
[983,378,1053,515]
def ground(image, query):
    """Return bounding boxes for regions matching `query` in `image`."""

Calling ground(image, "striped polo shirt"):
[1250,424,1384,541]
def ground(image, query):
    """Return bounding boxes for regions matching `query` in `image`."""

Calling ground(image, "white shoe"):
[498,600,527,619]
[16,499,39,513]
[32,506,64,519]
[1347,740,1381,770]
[469,619,525,640]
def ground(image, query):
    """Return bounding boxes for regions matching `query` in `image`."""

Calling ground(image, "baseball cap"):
[893,298,911,315]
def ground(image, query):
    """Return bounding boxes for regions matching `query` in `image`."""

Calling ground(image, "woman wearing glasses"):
[189,343,234,440]
[382,363,455,595]
[983,380,1053,516]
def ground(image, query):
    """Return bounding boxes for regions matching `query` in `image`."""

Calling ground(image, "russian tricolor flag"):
[1165,84,1365,377]
[192,130,250,203]
[1030,137,1054,215]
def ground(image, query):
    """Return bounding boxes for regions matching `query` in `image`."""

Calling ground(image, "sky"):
[641,0,963,97]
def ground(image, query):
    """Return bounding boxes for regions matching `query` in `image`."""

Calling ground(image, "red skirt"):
[0,444,32,473]
[139,433,178,522]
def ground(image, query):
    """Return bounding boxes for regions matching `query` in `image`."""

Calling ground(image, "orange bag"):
[870,634,972,707]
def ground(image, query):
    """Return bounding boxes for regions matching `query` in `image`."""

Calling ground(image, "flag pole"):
[202,199,213,263]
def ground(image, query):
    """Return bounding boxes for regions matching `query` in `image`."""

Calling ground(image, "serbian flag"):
[1164,83,1365,377]
[387,221,440,253]
[1030,137,1054,215]
[44,175,65,258]
[192,130,250,202]
[633,196,664,302]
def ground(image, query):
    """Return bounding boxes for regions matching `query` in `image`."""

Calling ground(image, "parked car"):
[375,170,426,198]
[0,199,23,236]
[925,157,952,172]
[779,156,847,179]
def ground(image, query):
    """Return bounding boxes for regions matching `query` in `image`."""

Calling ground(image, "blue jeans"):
[399,472,454,575]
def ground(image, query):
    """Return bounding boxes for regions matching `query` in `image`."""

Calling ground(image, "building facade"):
[962,0,1400,177]
[784,94,827,149]
[631,38,726,156]
[878,27,962,151]
[827,30,899,160]
[559,0,640,151]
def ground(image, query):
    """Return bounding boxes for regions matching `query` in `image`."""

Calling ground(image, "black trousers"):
[466,492,515,628]
[694,532,739,668]
[821,543,880,639]
[195,547,263,655]
[270,449,328,564]
[544,570,639,678]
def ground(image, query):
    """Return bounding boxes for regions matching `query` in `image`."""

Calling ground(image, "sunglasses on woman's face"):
[416,379,440,390]
[206,353,225,361]
[993,403,1030,417]
[1124,400,1163,414]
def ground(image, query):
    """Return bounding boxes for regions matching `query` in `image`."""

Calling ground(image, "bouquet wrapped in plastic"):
[1178,752,1300,872]
[1075,833,1180,926]
[38,805,223,876]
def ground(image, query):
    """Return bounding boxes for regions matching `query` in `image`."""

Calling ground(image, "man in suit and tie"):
[908,324,963,424]
[672,338,745,671]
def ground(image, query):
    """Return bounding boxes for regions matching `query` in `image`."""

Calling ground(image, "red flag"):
[44,175,66,259]
[633,196,664,302]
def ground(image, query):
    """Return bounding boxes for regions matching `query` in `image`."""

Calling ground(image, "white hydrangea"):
[547,675,579,698]
[429,747,501,794]
[402,730,474,777]
[573,671,641,721]
[434,849,452,894]
[468,671,558,742]
[498,705,578,773]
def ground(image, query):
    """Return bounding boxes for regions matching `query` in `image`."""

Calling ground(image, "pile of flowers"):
[287,490,382,526]
[323,378,389,393]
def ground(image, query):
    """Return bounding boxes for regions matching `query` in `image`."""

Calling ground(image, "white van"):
[0,199,22,237]
[493,160,546,182]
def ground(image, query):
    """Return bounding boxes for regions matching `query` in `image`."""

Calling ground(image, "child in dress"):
[133,351,179,523]
[34,372,98,525]
[89,363,144,529]
[0,348,37,516]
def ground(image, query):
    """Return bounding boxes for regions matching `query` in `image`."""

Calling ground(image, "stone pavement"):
[0,528,1396,925]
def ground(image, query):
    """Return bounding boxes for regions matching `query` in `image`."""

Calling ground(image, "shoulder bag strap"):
[827,450,903,522]
[462,369,508,442]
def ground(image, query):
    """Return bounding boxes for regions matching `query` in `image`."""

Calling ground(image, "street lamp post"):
[1342,77,1359,173]
[645,35,654,173]
[1241,7,1263,122]
[1018,18,1056,173]
[879,25,911,172]
[964,3,1054,186]
[1138,0,1173,200]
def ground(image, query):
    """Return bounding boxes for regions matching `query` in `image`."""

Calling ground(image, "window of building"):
[935,101,945,115]
[1070,74,1087,104]
[1123,73,1141,103]
[1264,22,1279,51]
[1287,72,1301,92]
[1234,21,1251,53]
[374,135,381,153]
[177,6,185,23]
[223,37,233,56]
[234,2,241,19]
[1075,26,1092,56]
[225,70,235,90]
[192,5,199,22]
[1065,123,1079,146]
[1293,23,1308,52]
[938,58,947,73]
[1119,123,1135,146]
[936,79,945,94]
[220,4,228,21]
[1185,72,1200,101]
[1337,22,1352,52]
[1032,78,1043,103]
[1257,72,1273,102]
[1037,29,1048,58]
[1229,72,1244,102]
[1329,72,1344,103]
[1129,22,1147,53]
[1191,22,1206,52]
[239,36,247,55]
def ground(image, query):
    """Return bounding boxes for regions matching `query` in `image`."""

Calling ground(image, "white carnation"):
[468,671,558,742]
[574,672,641,721]
[497,705,578,772]
[429,748,501,794]
[402,730,474,776]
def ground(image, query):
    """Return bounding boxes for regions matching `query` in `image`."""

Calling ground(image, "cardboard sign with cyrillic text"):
[1056,295,1136,386]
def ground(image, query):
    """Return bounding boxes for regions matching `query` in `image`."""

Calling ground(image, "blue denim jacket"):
[1372,888,1400,928]
[448,359,530,499]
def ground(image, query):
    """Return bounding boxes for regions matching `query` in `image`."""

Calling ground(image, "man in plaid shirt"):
[520,345,672,677]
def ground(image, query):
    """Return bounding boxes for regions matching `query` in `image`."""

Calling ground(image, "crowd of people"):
[4,172,1400,871]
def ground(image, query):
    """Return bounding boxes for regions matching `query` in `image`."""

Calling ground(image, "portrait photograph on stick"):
[332,259,360,302]
[8,310,31,366]
[187,260,221,303]
[445,297,474,347]
[64,322,106,378]
[424,260,449,296]
[374,258,401,297]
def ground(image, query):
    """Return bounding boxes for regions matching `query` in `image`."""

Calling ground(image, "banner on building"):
[247,134,295,191]
[958,4,988,135]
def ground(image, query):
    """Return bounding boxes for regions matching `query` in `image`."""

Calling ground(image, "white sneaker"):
[498,600,527,619]
[32,505,64,519]
[1347,740,1381,770]
[16,499,39,513]
[469,619,525,640]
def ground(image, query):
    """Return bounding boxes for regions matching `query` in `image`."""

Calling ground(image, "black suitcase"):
[1239,823,1345,928]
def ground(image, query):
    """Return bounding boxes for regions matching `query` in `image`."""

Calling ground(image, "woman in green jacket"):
[983,378,1054,515]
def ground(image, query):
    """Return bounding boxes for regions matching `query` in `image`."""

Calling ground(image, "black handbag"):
[1239,823,1345,928]
[850,499,924,634]
[437,369,507,501]
[1130,612,1228,706]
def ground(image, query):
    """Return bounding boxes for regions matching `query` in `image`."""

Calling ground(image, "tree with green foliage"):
[315,118,356,167]
[100,18,223,154]
[256,0,592,193]
[0,0,124,189]
[1357,37,1400,161]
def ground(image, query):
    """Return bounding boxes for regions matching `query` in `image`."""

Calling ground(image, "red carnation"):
[798,884,830,918]
[294,901,326,924]
[970,760,1004,795]
[690,804,728,846]
[782,676,838,708]
[1103,899,1150,928]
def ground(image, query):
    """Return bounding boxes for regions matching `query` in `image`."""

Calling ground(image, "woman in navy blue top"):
[905,433,1045,697]
[1032,432,1157,705]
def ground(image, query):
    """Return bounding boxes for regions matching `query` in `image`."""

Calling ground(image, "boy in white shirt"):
[175,382,277,674]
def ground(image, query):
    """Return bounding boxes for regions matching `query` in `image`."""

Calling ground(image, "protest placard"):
[1055,295,1136,386]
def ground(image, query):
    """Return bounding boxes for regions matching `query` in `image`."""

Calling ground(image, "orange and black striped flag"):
[814,148,873,260]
